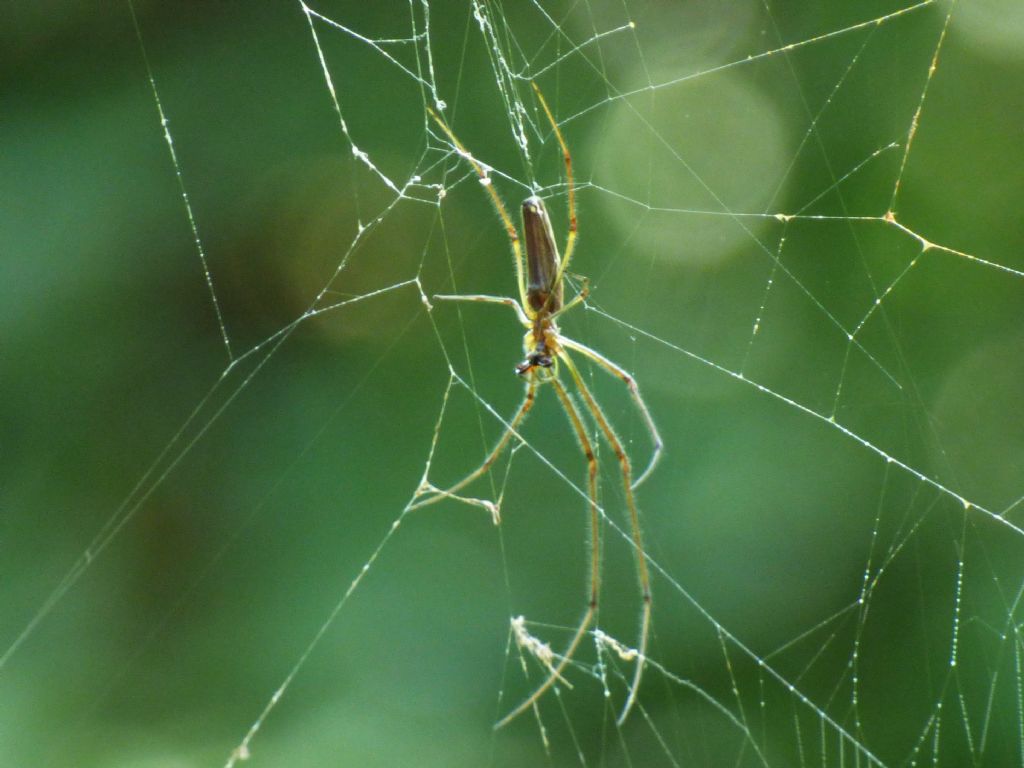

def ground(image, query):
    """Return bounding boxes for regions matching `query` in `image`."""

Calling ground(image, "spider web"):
[3,0,1024,765]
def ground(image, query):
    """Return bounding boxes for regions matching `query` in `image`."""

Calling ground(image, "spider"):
[415,83,662,727]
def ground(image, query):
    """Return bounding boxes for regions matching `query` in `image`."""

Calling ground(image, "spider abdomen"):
[522,195,563,314]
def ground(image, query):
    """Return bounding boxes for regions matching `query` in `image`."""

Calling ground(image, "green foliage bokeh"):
[2,2,1023,766]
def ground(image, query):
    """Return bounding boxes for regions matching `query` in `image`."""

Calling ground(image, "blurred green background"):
[3,1,1024,766]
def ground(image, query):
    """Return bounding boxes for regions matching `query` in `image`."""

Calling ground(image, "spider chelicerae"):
[414,84,662,727]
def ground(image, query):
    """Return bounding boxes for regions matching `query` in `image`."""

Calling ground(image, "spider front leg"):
[494,373,601,729]
[559,336,662,488]
[410,374,537,524]
[559,348,652,725]
[413,293,537,520]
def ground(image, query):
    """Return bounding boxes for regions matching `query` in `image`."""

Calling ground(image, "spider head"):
[515,351,554,376]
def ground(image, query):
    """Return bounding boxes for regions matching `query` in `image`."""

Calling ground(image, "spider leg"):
[531,83,576,290]
[494,373,600,729]
[559,348,651,725]
[559,336,663,488]
[410,375,537,522]
[434,293,531,327]
[550,276,589,320]
[428,107,531,312]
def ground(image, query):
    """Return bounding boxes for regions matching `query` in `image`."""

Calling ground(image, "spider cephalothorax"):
[517,319,560,375]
